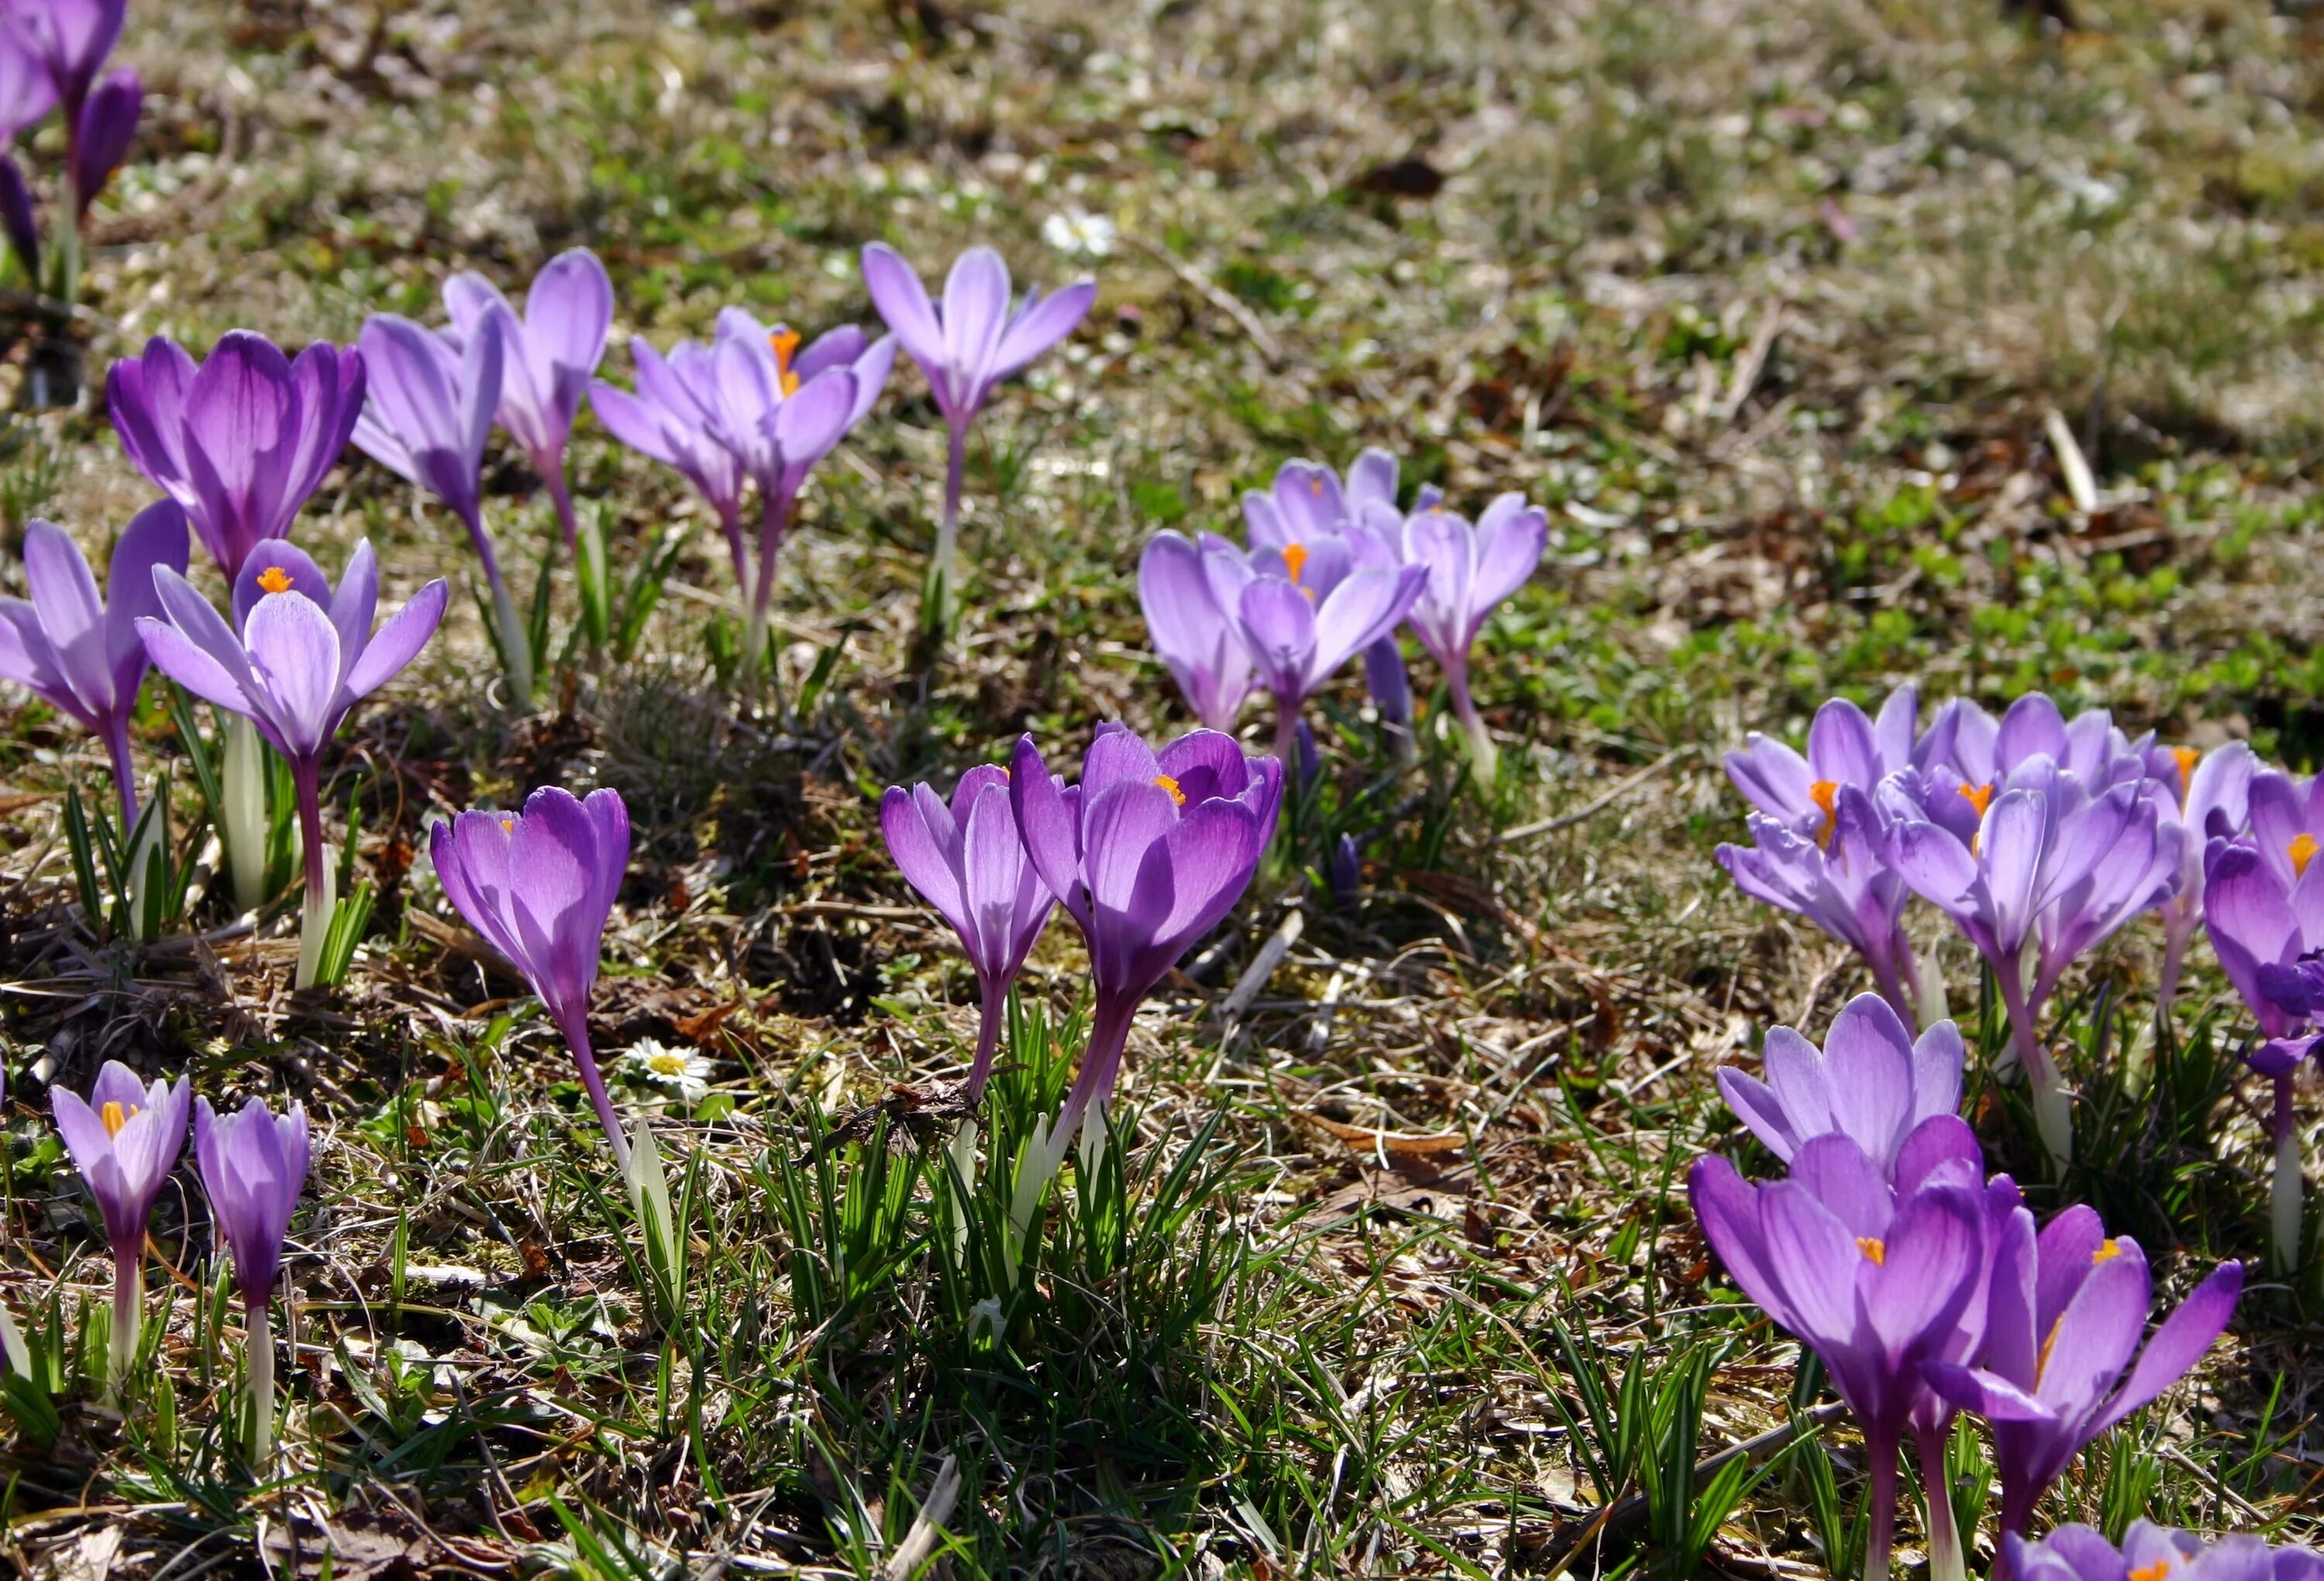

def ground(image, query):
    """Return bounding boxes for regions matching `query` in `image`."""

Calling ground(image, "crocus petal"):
[342,578,448,699]
[2090,1260,2242,1435]
[242,587,343,754]
[861,243,946,372]
[992,277,1095,380]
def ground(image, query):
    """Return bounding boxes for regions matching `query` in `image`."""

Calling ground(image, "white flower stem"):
[490,576,534,711]
[107,1248,139,1407]
[246,1294,276,1467]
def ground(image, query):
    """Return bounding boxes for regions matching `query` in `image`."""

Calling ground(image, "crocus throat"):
[2293,833,2319,879]
[1153,774,1185,807]
[1809,779,1840,850]
[256,565,293,595]
[101,1100,136,1136]
[2130,1562,2170,1581]
[769,328,801,397]
[2171,745,2200,806]
[1855,1236,1886,1265]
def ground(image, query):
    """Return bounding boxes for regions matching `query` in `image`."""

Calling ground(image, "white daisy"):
[1041,209,1116,259]
[621,1040,715,1104]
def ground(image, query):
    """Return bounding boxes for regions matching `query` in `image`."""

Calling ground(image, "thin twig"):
[1497,749,1689,844]
[1131,233,1286,366]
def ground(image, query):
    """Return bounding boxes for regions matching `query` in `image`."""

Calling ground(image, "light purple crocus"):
[1714,992,1963,1180]
[1925,1205,2242,1545]
[52,1060,187,1399]
[1243,449,1415,729]
[1718,781,1922,1024]
[1396,497,1547,782]
[2006,1521,2324,1581]
[1690,1120,1994,1580]
[108,332,368,580]
[2202,836,2324,1266]
[1728,687,1937,838]
[139,538,448,984]
[881,764,1059,1103]
[1885,754,2181,1168]
[1938,693,2154,793]
[1137,531,1253,732]
[352,311,530,705]
[0,502,185,825]
[193,1092,308,1464]
[1010,725,1278,1151]
[590,333,748,588]
[429,786,632,1167]
[442,248,614,551]
[2147,741,2257,1020]
[861,242,1095,632]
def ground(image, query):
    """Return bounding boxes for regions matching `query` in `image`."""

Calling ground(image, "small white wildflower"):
[621,1040,715,1104]
[1041,209,1116,259]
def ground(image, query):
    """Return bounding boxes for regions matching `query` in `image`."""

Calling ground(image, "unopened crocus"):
[1926,1205,2242,1545]
[430,786,633,1166]
[0,502,185,826]
[1715,993,1963,1180]
[1138,531,1253,731]
[1886,754,2181,1168]
[1011,725,1278,1157]
[2144,740,2257,1022]
[1719,782,1923,1023]
[52,1061,187,1401]
[590,333,749,589]
[67,62,131,216]
[108,332,369,580]
[352,311,530,706]
[442,248,614,551]
[140,538,448,985]
[1690,1126,1992,1579]
[193,1093,309,1464]
[700,307,892,668]
[882,764,1058,1103]
[2202,837,2324,1267]
[3,0,122,133]
[861,242,1095,634]
[2006,1521,2324,1581]
[1397,497,1547,782]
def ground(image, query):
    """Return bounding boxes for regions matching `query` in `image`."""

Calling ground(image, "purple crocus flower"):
[1242,449,1415,727]
[108,332,369,580]
[2,0,122,132]
[429,786,632,1167]
[861,242,1095,633]
[0,501,185,824]
[52,1060,187,1399]
[139,538,448,984]
[193,1092,308,1464]
[2247,769,2324,894]
[352,311,529,705]
[590,334,749,589]
[1938,693,2153,793]
[1886,753,2181,1167]
[1714,992,1963,1179]
[881,764,1059,1103]
[1718,781,1922,1023]
[441,247,614,551]
[1925,1205,2242,1543]
[1728,687,1936,837]
[1396,497,1547,782]
[1690,1121,1994,1580]
[0,16,51,281]
[1011,725,1279,1151]
[2147,740,2256,1019]
[2202,836,2324,1265]
[1137,531,1253,732]
[67,61,130,215]
[2006,1521,2324,1581]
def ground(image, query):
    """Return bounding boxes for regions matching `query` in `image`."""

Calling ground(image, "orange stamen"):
[769,328,801,397]
[500,816,516,833]
[101,1101,134,1136]
[2093,1239,2123,1264]
[1309,475,1325,497]
[1810,780,1840,850]
[1153,774,1185,807]
[2171,746,2200,806]
[1284,542,1309,586]
[2293,833,2319,879]
[256,566,293,596]
[2130,1562,2171,1581]
[2037,1316,2061,1383]
[1959,782,1996,820]
[1855,1236,1886,1266]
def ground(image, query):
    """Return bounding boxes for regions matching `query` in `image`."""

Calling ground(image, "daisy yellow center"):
[256,565,293,595]
[1153,774,1185,807]
[101,1100,138,1136]
[2130,1562,2171,1581]
[1855,1236,1885,1266]
[2171,745,2200,806]
[1810,780,1840,850]
[2093,1238,2123,1264]
[648,1051,689,1077]
[2292,833,2319,879]
[769,328,801,397]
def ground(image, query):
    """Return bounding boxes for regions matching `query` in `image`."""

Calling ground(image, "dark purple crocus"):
[1138,531,1253,732]
[2147,741,2256,1020]
[2006,1521,2324,1581]
[2,0,122,134]
[1718,781,1923,1024]
[590,333,748,592]
[442,248,614,551]
[861,242,1095,631]
[67,61,130,215]
[881,765,1059,1103]
[108,332,368,580]
[139,538,448,985]
[1886,753,2181,1168]
[2202,835,2324,1267]
[52,1060,187,1401]
[0,502,185,825]
[1011,725,1279,1155]
[1925,1205,2242,1547]
[1714,992,1962,1180]
[352,311,529,706]
[0,24,50,277]
[700,307,892,668]
[430,786,632,1167]
[1690,1121,1994,1580]
[194,1093,308,1463]
[1396,497,1547,782]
